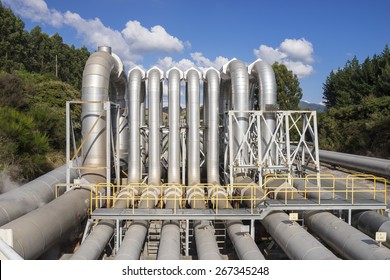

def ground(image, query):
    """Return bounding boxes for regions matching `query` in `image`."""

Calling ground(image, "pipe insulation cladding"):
[81,47,127,183]
[0,163,77,227]
[304,211,390,259]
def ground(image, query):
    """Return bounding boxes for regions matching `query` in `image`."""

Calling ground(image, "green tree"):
[272,62,303,110]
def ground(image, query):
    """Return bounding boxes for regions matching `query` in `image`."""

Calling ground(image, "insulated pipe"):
[248,59,277,160]
[111,53,128,166]
[114,188,159,260]
[128,67,146,183]
[352,211,390,247]
[167,67,183,184]
[0,188,90,259]
[304,211,390,259]
[147,67,164,186]
[221,59,249,168]
[157,188,182,260]
[69,188,137,260]
[261,211,339,259]
[0,163,77,226]
[204,68,220,185]
[185,68,201,186]
[140,81,146,172]
[319,149,390,178]
[81,46,126,183]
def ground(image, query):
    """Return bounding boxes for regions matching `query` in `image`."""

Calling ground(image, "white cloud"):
[122,21,184,53]
[3,0,63,27]
[4,0,186,65]
[190,52,229,70]
[254,38,315,78]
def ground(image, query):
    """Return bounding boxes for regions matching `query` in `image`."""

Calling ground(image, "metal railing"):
[86,174,387,216]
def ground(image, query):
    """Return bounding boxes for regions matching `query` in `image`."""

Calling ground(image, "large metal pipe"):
[69,189,137,260]
[352,211,390,247]
[0,164,77,226]
[128,67,146,183]
[114,188,159,260]
[185,68,201,186]
[221,59,249,168]
[248,59,277,160]
[147,67,164,186]
[204,68,220,185]
[0,188,90,259]
[262,211,339,259]
[167,67,183,184]
[304,211,390,259]
[319,149,390,178]
[156,67,183,260]
[81,46,127,183]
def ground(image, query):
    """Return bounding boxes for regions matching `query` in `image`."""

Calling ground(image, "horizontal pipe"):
[304,211,390,259]
[0,164,77,226]
[319,149,390,178]
[0,189,90,259]
[352,211,390,248]
[261,211,339,259]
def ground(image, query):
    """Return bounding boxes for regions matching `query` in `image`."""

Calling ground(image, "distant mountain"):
[299,101,327,112]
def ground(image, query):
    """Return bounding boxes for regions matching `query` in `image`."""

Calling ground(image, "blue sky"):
[2,0,390,103]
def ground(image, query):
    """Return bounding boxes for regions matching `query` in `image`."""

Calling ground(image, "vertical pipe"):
[248,59,277,160]
[185,68,201,186]
[147,67,164,186]
[167,67,183,184]
[128,67,145,183]
[221,59,249,169]
[204,68,220,185]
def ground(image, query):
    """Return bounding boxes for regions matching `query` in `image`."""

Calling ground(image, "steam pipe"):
[147,67,164,186]
[167,67,183,184]
[203,68,264,260]
[0,163,77,226]
[304,211,390,259]
[185,68,201,186]
[352,211,390,248]
[156,67,183,260]
[81,46,127,183]
[248,59,277,160]
[221,59,249,168]
[0,188,90,259]
[114,187,159,260]
[128,67,146,183]
[69,188,137,260]
[319,149,390,178]
[261,211,339,259]
[204,68,220,185]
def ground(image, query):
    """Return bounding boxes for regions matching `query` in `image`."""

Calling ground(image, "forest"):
[0,3,389,186]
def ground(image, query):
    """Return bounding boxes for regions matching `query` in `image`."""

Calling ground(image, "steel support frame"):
[226,110,320,185]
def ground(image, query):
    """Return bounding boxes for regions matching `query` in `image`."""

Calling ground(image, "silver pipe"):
[69,189,137,260]
[114,188,159,260]
[167,67,183,184]
[304,211,390,259]
[128,67,146,183]
[185,68,201,186]
[81,46,126,183]
[248,59,277,160]
[352,211,390,247]
[111,53,128,166]
[0,188,90,259]
[0,164,77,226]
[140,81,146,174]
[319,149,390,178]
[262,211,339,259]
[221,59,249,168]
[204,68,220,185]
[147,67,163,186]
